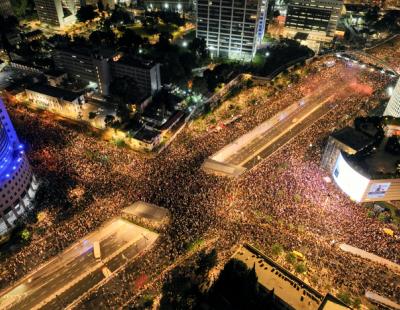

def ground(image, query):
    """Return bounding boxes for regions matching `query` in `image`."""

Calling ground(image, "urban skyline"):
[0,0,399,309]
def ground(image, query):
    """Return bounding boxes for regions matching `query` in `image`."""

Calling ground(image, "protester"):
[0,55,398,308]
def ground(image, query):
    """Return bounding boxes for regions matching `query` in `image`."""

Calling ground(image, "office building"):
[111,56,161,97]
[322,119,400,203]
[34,0,77,27]
[384,78,400,118]
[0,99,38,237]
[196,0,268,61]
[53,47,161,97]
[0,0,14,17]
[143,0,193,11]
[284,0,343,51]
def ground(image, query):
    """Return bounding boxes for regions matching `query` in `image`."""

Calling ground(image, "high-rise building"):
[384,79,400,118]
[0,99,39,237]
[284,0,343,51]
[196,0,268,61]
[142,0,194,11]
[0,0,14,17]
[34,0,77,27]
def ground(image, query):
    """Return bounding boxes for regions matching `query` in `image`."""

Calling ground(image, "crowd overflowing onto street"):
[367,35,400,74]
[0,54,399,308]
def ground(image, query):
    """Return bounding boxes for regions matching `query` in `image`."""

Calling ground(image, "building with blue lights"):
[0,99,38,237]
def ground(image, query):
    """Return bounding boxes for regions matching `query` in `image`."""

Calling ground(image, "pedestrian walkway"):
[339,243,400,273]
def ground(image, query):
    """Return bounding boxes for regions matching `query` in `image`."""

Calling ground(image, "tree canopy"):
[76,5,98,23]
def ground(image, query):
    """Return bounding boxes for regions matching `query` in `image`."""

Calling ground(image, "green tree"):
[188,37,209,61]
[20,228,31,243]
[76,5,98,23]
[10,0,34,17]
[110,6,132,24]
[97,0,104,12]
[271,243,283,256]
[104,114,115,127]
[117,28,146,52]
[89,30,116,47]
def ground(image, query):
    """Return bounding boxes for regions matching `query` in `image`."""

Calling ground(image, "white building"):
[196,0,268,61]
[26,84,85,119]
[34,0,77,27]
[384,79,400,118]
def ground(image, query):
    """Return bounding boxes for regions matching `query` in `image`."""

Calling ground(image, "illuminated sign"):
[367,183,391,199]
[332,153,370,202]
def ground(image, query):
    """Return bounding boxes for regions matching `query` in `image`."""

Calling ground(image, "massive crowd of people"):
[0,54,399,309]
[367,35,400,74]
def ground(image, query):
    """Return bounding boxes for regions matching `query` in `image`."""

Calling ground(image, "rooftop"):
[122,201,170,223]
[294,32,309,41]
[332,117,400,178]
[133,126,160,143]
[331,127,374,153]
[27,84,83,102]
[44,69,66,78]
[234,244,350,310]
[114,55,157,69]
[55,46,116,59]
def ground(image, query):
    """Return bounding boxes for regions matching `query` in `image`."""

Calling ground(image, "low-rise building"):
[130,125,162,151]
[26,84,85,119]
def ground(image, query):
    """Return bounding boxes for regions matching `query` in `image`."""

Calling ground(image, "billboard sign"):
[367,183,391,198]
[332,153,370,202]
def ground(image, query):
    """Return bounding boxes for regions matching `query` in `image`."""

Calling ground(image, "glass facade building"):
[384,78,400,118]
[0,99,38,237]
[196,0,267,61]
[285,0,342,37]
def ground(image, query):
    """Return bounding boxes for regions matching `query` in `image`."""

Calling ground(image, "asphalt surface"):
[0,218,158,310]
[215,75,359,173]
[243,96,339,170]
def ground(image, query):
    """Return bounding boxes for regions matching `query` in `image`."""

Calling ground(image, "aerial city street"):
[0,0,399,309]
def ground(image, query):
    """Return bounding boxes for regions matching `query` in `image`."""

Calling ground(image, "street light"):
[182,41,188,47]
[265,51,270,57]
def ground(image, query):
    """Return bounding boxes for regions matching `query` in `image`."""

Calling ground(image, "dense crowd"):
[0,55,399,309]
[367,35,400,74]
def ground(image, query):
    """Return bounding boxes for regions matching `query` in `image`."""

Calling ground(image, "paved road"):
[223,81,347,167]
[0,218,158,310]
[208,73,360,176]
